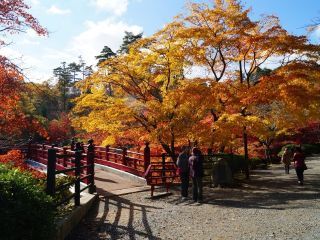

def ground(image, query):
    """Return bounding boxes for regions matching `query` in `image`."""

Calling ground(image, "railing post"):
[144,142,150,173]
[46,148,56,196]
[63,147,68,167]
[42,144,45,162]
[27,138,32,159]
[122,147,127,165]
[87,139,96,194]
[106,145,110,161]
[74,150,81,206]
[161,153,166,182]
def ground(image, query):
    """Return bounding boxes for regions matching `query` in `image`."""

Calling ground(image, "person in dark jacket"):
[293,147,306,185]
[176,146,190,199]
[189,147,204,202]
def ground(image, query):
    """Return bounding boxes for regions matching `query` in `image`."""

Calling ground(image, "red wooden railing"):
[29,144,94,184]
[28,142,151,178]
[28,141,180,196]
[93,145,149,177]
[144,153,179,197]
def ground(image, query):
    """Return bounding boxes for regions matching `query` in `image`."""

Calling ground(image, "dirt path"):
[67,155,320,240]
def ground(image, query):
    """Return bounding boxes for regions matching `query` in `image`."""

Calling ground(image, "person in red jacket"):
[293,147,306,185]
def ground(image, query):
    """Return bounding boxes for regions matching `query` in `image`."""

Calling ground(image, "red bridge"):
[27,141,178,202]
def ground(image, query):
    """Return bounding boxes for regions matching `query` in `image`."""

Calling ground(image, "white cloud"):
[47,5,71,15]
[90,0,129,16]
[70,18,143,65]
[0,47,51,82]
[43,47,75,63]
[314,26,320,38]
[18,39,40,46]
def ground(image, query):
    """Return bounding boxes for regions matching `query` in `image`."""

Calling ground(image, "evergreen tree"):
[117,31,143,54]
[96,46,116,65]
[53,62,72,112]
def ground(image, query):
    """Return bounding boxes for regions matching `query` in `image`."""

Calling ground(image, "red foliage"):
[0,150,46,179]
[0,61,48,138]
[0,1,48,137]
[47,113,73,143]
[0,0,47,38]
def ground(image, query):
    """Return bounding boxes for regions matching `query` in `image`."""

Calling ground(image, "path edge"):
[55,193,98,240]
[95,163,147,185]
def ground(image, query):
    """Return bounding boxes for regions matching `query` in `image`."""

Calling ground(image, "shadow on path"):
[166,156,320,210]
[67,191,162,240]
[67,155,320,239]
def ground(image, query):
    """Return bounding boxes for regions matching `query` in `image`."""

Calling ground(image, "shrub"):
[0,150,46,179]
[0,164,55,240]
[210,153,246,174]
[53,175,75,205]
[301,144,320,155]
[278,143,320,157]
[249,157,268,170]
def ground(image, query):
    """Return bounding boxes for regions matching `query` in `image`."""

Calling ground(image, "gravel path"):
[67,155,320,240]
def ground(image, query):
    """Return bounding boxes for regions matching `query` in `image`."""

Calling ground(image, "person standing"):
[189,147,204,203]
[176,146,190,200]
[293,147,306,185]
[281,147,293,174]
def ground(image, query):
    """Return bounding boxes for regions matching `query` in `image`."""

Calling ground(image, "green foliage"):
[53,175,74,205]
[301,144,320,155]
[249,157,268,170]
[0,164,55,240]
[204,154,246,175]
[117,31,143,54]
[96,45,116,65]
[278,143,320,156]
[278,144,296,157]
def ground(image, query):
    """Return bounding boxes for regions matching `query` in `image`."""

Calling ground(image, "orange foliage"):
[0,150,46,179]
[0,0,48,137]
[47,113,73,143]
[0,60,48,137]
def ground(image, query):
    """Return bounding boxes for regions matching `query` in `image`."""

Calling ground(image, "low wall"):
[55,193,97,240]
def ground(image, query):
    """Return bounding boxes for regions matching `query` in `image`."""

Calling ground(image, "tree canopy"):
[72,0,320,165]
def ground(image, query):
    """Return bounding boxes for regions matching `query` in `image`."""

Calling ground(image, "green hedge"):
[204,154,246,174]
[204,154,267,176]
[0,164,55,240]
[278,143,320,157]
[301,144,320,155]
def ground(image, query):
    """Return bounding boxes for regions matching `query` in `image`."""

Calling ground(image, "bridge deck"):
[94,169,149,197]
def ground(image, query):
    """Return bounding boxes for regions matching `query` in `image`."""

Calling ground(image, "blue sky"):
[1,0,320,82]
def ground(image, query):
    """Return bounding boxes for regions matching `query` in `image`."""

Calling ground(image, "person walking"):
[176,146,189,200]
[189,147,204,203]
[281,147,293,174]
[293,147,307,185]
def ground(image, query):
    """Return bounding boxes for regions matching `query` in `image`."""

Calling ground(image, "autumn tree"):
[73,0,320,172]
[169,0,320,177]
[0,0,47,38]
[73,25,205,160]
[0,0,47,139]
[21,81,60,121]
[47,113,73,144]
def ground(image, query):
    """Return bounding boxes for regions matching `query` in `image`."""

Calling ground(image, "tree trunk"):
[243,126,250,179]
[159,142,177,163]
[264,145,271,163]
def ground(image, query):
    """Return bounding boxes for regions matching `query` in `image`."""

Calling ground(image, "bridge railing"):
[46,148,95,207]
[28,142,151,178]
[28,143,96,206]
[144,153,179,196]
[93,143,150,177]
